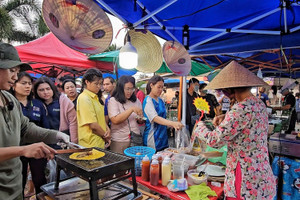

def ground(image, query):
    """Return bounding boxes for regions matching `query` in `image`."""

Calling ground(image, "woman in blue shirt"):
[11,72,49,197]
[33,77,78,144]
[143,75,183,151]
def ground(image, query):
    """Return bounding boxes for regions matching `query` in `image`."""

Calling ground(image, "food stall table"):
[134,176,224,200]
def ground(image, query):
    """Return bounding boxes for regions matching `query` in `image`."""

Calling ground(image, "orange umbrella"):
[42,0,113,54]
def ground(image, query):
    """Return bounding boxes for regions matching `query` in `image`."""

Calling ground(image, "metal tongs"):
[56,142,92,154]
[57,141,87,150]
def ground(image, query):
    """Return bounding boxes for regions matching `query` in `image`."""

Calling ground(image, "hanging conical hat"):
[162,41,191,76]
[206,60,267,90]
[42,0,113,54]
[127,30,163,73]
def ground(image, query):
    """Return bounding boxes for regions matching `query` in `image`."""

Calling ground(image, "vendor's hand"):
[213,114,225,126]
[171,122,184,130]
[56,131,70,143]
[22,142,56,160]
[131,107,143,116]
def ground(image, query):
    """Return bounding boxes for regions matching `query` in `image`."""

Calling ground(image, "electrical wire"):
[136,0,226,27]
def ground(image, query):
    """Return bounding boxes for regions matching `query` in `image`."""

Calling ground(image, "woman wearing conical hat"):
[191,61,276,199]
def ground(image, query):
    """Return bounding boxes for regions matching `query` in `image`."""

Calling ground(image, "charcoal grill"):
[53,147,138,200]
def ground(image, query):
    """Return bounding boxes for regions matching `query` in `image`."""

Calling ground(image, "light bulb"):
[119,38,138,69]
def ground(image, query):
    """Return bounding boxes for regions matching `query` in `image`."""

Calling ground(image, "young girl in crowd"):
[143,75,183,151]
[11,72,49,197]
[77,68,111,148]
[108,75,144,154]
[33,77,78,143]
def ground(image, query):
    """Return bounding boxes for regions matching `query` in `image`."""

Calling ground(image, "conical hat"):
[206,61,267,90]
[42,0,113,54]
[127,30,163,73]
[162,41,191,76]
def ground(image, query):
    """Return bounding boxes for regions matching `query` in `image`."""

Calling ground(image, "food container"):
[187,169,208,185]
[172,162,184,180]
[171,153,198,171]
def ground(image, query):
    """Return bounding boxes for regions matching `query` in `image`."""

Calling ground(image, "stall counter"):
[135,176,223,200]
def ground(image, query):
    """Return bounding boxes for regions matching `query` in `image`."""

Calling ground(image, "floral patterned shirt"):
[193,96,276,199]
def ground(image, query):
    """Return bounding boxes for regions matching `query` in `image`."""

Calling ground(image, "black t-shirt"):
[284,93,296,109]
[186,90,199,125]
[202,93,220,118]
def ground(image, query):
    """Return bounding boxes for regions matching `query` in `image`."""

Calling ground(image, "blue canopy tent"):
[95,0,300,51]
[93,0,300,124]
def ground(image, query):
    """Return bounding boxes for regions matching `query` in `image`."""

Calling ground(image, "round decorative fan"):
[42,0,113,54]
[162,41,191,76]
[127,29,163,73]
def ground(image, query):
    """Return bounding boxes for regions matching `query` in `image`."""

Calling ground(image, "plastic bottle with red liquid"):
[156,152,163,179]
[150,159,159,186]
[141,155,150,181]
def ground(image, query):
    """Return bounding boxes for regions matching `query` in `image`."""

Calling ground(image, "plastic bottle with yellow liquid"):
[162,157,171,186]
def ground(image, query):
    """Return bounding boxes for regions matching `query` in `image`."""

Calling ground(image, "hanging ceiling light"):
[119,34,138,69]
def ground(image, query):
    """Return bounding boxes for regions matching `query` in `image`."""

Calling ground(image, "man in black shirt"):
[186,78,199,135]
[199,83,220,119]
[274,88,297,134]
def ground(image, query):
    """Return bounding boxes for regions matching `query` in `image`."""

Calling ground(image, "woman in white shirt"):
[108,76,144,154]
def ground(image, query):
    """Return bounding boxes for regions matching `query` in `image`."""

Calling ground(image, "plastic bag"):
[175,128,192,153]
[46,159,70,182]
[167,178,188,192]
[206,145,227,166]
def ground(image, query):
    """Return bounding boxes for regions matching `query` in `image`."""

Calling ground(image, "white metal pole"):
[182,76,187,126]
[283,1,288,33]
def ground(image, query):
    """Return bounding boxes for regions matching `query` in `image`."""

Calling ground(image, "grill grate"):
[56,147,133,172]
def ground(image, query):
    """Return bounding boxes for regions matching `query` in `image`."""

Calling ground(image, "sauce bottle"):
[156,152,163,179]
[141,155,150,181]
[150,159,159,186]
[161,157,171,186]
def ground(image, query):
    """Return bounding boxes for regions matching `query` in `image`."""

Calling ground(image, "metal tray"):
[41,177,142,200]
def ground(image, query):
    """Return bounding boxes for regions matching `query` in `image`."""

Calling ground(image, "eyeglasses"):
[124,88,135,93]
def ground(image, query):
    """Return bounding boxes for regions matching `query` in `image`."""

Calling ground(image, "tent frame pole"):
[189,7,281,49]
[133,0,178,27]
[134,0,179,42]
[181,76,187,126]
[136,26,281,35]
[283,0,288,33]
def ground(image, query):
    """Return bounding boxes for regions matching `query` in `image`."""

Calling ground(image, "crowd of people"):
[1,42,298,199]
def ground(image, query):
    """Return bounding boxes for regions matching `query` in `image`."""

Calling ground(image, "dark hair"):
[58,75,74,82]
[104,77,115,84]
[81,68,104,105]
[33,77,60,102]
[11,72,34,100]
[296,93,300,98]
[146,75,164,95]
[112,75,137,104]
[271,85,277,95]
[188,78,199,86]
[62,79,76,91]
[199,83,207,90]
